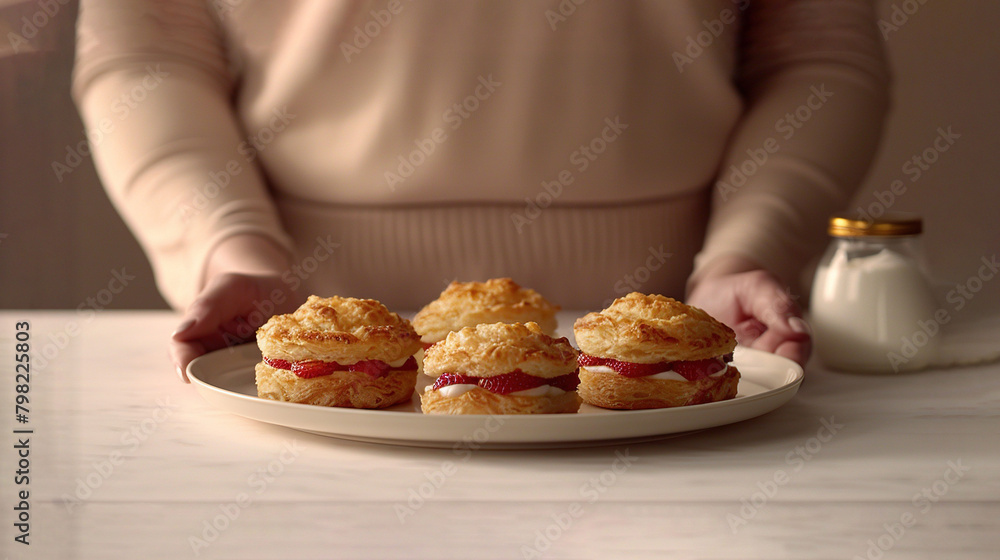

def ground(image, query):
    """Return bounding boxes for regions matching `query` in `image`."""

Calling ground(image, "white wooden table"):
[1,310,997,559]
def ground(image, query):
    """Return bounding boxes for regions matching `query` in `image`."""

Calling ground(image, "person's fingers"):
[169,273,303,382]
[170,319,253,380]
[725,270,810,367]
[688,266,813,367]
[739,316,811,367]
[220,315,263,342]
[169,310,225,382]
[739,272,807,335]
[772,337,811,368]
[170,337,206,383]
[169,277,248,378]
[172,317,197,338]
[753,313,810,359]
[753,319,800,349]
[172,290,239,343]
[788,316,811,335]
[733,317,767,346]
[740,271,797,321]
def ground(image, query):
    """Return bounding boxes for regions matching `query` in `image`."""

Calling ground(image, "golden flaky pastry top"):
[256,295,421,364]
[423,322,578,379]
[573,293,736,363]
[412,278,559,343]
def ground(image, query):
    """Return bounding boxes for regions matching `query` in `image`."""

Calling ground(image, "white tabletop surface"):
[1,310,997,560]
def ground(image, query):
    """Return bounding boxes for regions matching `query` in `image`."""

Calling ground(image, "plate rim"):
[188,343,804,448]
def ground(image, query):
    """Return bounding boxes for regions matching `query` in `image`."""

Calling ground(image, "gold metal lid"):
[828,213,923,237]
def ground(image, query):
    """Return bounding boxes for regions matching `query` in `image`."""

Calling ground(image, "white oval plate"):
[188,344,803,449]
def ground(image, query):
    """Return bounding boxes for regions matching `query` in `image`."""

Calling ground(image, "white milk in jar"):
[811,215,939,372]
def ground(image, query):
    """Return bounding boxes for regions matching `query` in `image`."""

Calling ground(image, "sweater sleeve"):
[72,0,294,309]
[690,0,890,290]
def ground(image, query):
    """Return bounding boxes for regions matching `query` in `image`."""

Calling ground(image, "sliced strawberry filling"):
[429,369,580,395]
[578,353,733,381]
[264,356,417,379]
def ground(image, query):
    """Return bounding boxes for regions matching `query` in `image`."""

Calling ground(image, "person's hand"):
[686,256,811,367]
[170,272,301,381]
[169,234,301,381]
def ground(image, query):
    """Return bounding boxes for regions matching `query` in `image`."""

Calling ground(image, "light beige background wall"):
[852,0,1000,315]
[1,0,997,311]
[1,1,165,309]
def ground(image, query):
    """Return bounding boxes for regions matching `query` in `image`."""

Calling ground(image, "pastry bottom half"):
[420,386,581,415]
[255,362,416,409]
[578,365,740,410]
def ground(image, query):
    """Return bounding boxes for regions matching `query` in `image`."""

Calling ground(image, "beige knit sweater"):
[73,0,889,309]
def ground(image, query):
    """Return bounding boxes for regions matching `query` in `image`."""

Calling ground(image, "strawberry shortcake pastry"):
[573,293,740,409]
[254,295,421,409]
[412,278,559,350]
[420,321,580,414]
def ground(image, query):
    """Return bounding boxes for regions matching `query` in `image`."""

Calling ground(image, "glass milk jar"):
[811,214,940,372]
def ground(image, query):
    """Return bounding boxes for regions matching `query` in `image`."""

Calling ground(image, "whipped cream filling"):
[582,365,618,375]
[709,365,728,378]
[427,384,567,398]
[582,364,728,380]
[432,384,477,397]
[265,354,414,372]
[509,385,567,397]
[386,356,412,368]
